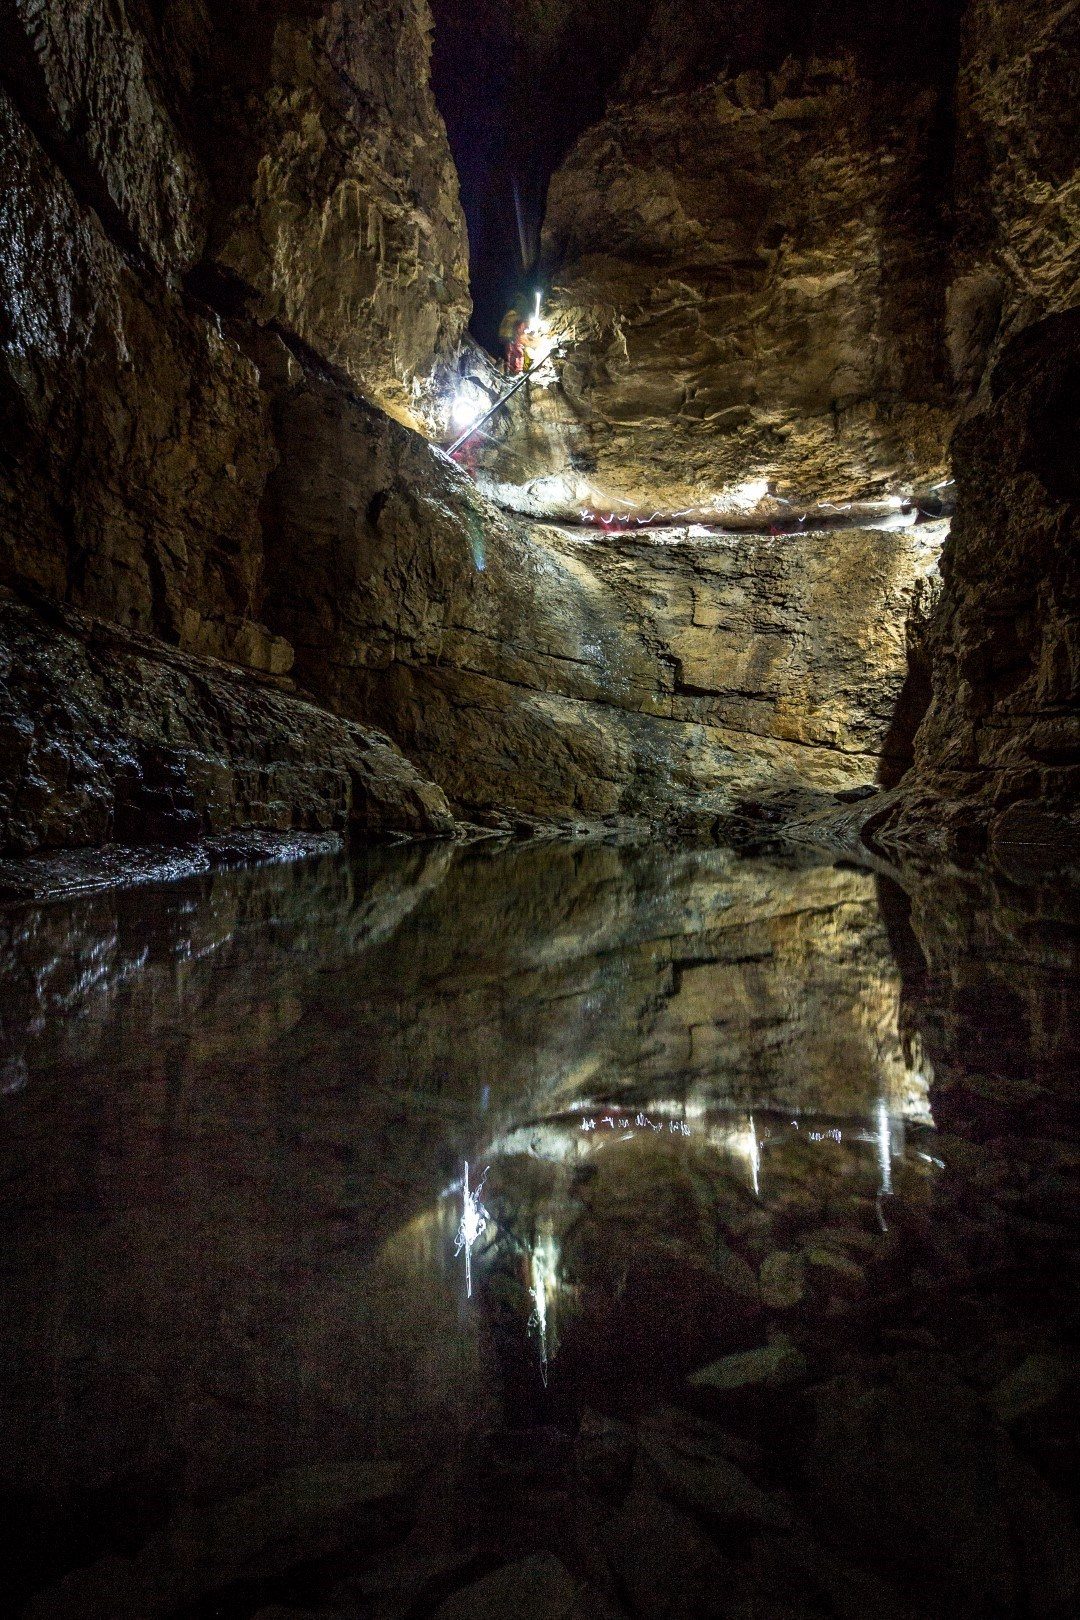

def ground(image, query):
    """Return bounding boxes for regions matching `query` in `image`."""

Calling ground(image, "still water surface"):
[1,840,1077,1619]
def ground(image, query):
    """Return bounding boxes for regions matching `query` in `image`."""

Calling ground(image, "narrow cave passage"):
[1,2,1078,1619]
[430,0,654,352]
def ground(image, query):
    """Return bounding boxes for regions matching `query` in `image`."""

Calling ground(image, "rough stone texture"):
[0,85,278,664]
[948,0,1080,385]
[0,589,454,855]
[0,0,207,273]
[200,0,471,430]
[884,310,1080,848]
[0,0,472,854]
[876,0,1080,844]
[508,7,961,515]
[1,0,1076,859]
[0,0,469,652]
[432,1554,586,1620]
[265,376,944,821]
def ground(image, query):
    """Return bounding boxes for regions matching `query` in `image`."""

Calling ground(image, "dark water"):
[1,840,1078,1620]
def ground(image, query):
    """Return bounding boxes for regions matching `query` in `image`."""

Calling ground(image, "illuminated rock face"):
[433,0,964,517]
[949,0,1080,373]
[0,0,471,846]
[0,0,1075,855]
[0,0,467,669]
[263,374,942,821]
[537,57,956,515]
[200,0,471,431]
[0,592,454,858]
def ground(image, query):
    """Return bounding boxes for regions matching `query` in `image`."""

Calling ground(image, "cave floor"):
[1,839,1078,1620]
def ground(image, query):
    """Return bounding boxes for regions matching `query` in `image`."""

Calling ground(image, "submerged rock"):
[759,1251,808,1311]
[689,1344,810,1396]
[432,1553,586,1620]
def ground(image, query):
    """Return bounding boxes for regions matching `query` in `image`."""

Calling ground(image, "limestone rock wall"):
[0,0,471,851]
[198,0,471,429]
[885,310,1080,850]
[524,3,962,515]
[890,0,1080,844]
[0,590,454,857]
[0,84,276,667]
[947,0,1080,388]
[0,0,468,661]
[264,375,942,822]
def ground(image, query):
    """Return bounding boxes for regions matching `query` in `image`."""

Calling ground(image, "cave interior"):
[1,1,1078,1617]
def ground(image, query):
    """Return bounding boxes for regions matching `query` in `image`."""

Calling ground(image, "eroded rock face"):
[0,0,1075,859]
[949,0,1080,383]
[0,590,454,856]
[0,0,475,853]
[518,4,962,515]
[0,0,468,672]
[0,85,276,663]
[888,310,1080,848]
[264,375,944,821]
[199,0,471,429]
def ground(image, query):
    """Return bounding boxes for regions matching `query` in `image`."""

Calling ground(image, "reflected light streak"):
[876,1098,894,1198]
[454,1159,490,1299]
[528,1224,560,1386]
[747,1112,761,1197]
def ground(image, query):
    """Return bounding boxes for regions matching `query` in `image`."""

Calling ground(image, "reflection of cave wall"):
[0,840,918,1555]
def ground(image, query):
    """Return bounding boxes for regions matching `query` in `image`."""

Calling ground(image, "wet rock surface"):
[264,371,946,822]
[2,0,1075,862]
[1,839,1077,1619]
[0,0,467,680]
[531,43,957,514]
[0,589,455,856]
[887,310,1080,847]
[450,0,980,519]
[197,0,471,430]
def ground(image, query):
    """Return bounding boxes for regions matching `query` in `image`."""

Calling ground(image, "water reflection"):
[1,839,1077,1618]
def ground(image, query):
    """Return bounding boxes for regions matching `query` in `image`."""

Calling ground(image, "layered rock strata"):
[0,589,453,858]
[264,374,944,822]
